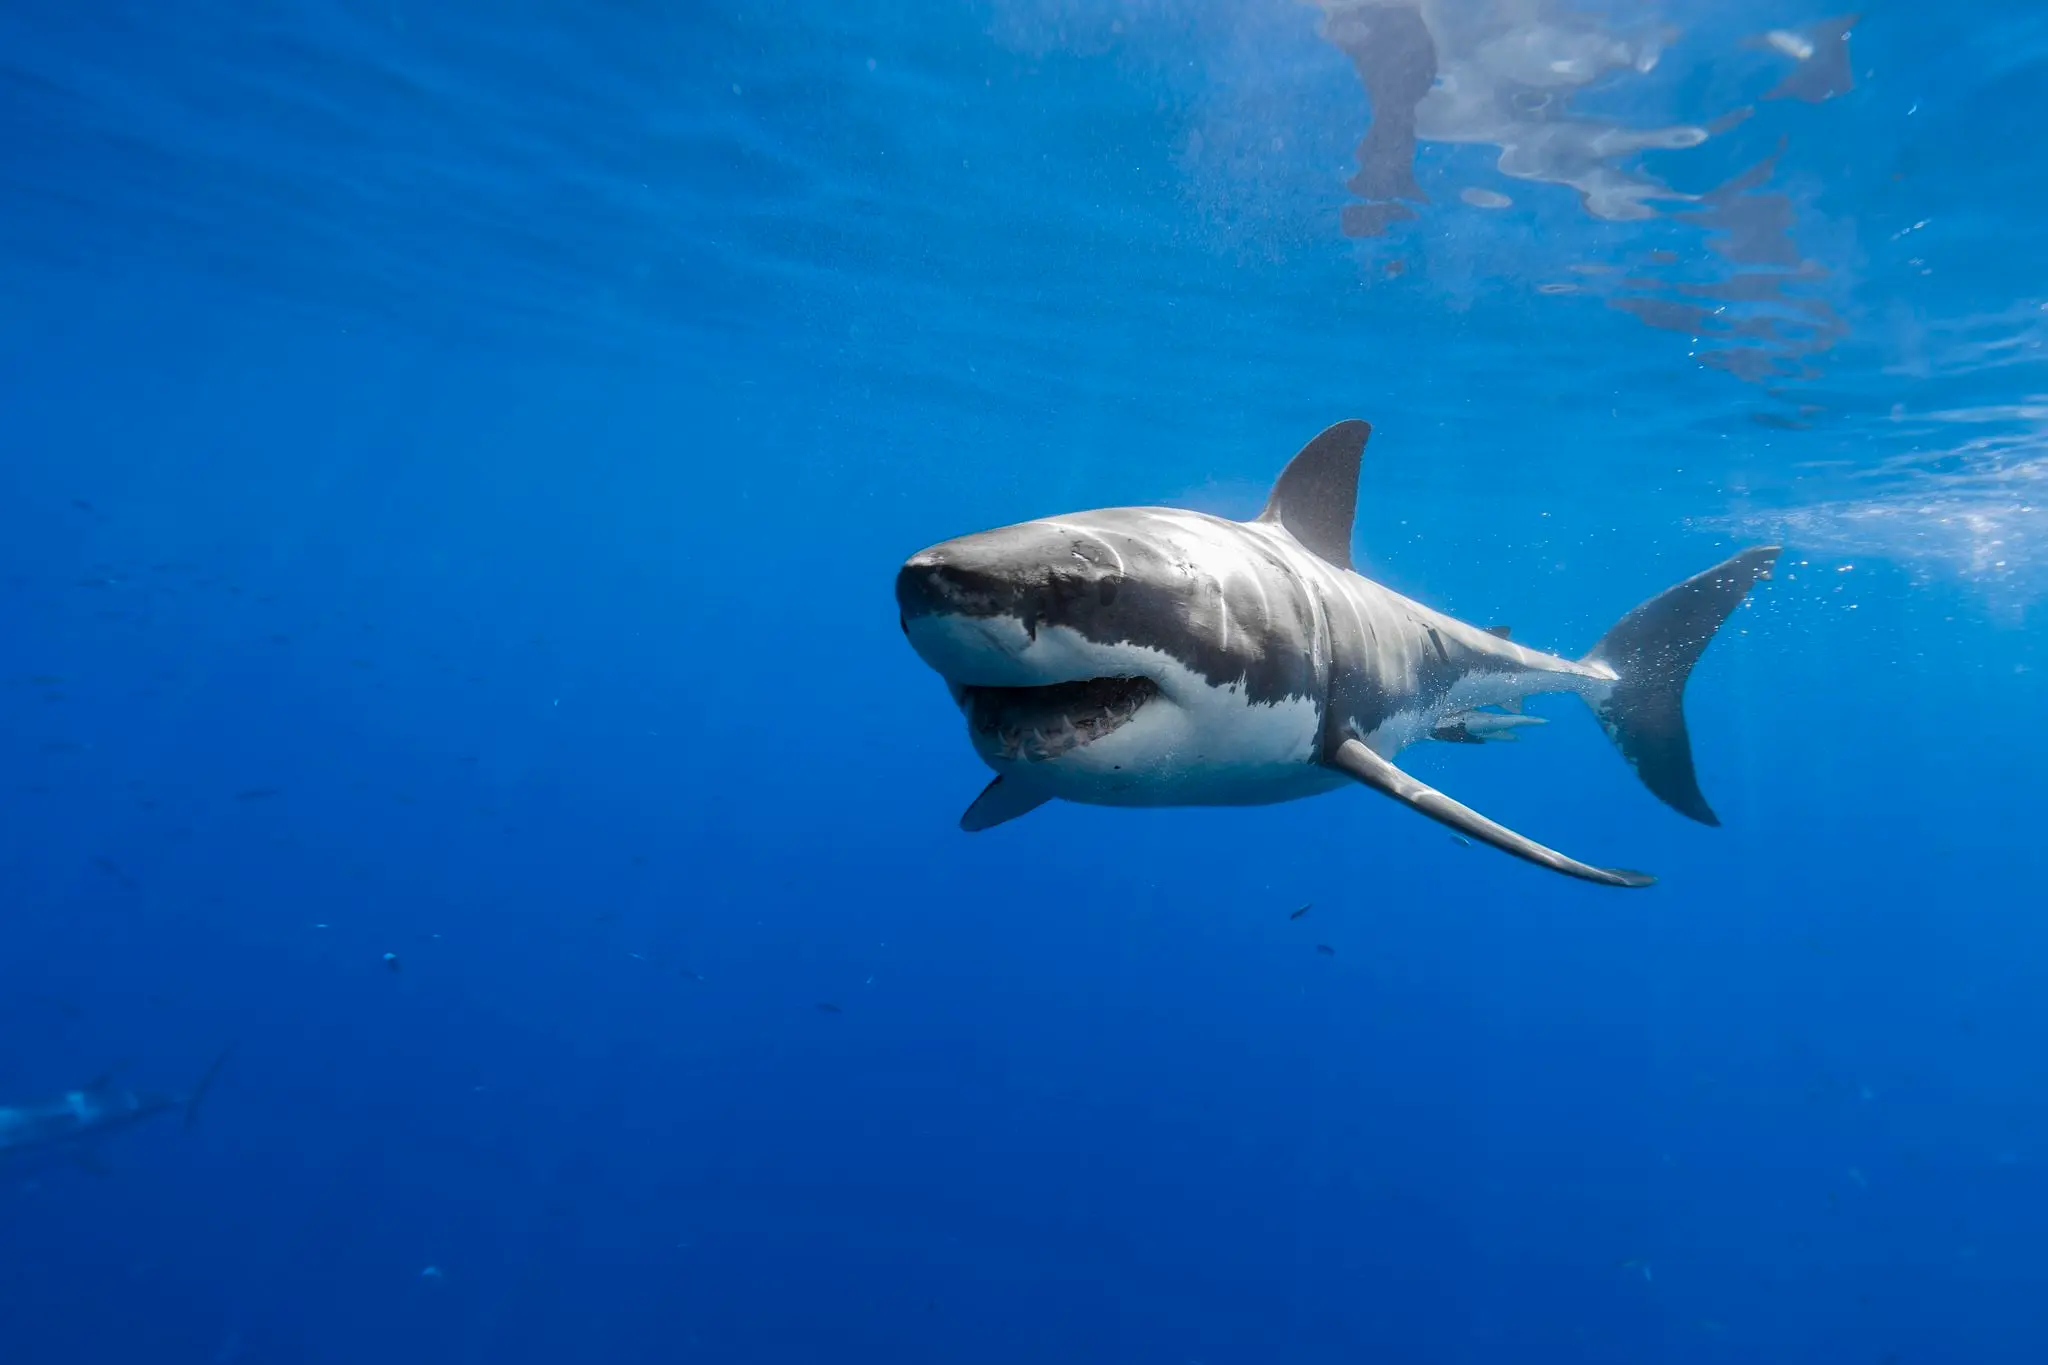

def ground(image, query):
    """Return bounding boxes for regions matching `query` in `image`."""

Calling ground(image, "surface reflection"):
[1317,2,1858,382]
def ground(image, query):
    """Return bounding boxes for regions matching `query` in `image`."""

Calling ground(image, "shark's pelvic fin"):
[1484,624,1512,638]
[1256,419,1370,570]
[960,776,1052,832]
[1581,546,1781,827]
[1326,738,1654,888]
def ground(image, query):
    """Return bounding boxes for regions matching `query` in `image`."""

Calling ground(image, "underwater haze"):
[4,1,2047,1361]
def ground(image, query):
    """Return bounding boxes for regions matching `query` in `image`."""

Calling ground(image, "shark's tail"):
[1580,547,1780,826]
[182,1044,235,1133]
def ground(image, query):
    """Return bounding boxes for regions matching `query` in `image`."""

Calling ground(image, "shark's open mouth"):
[961,676,1160,763]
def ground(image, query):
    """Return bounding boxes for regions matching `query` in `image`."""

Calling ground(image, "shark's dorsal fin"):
[1325,738,1653,888]
[1257,420,1370,570]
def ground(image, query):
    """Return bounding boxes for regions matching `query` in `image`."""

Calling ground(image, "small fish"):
[1450,835,1472,848]
[816,1002,843,1014]
[1314,944,1336,956]
[71,499,95,512]
[89,856,136,888]
[382,952,402,973]
[1289,903,1311,920]
[233,787,281,801]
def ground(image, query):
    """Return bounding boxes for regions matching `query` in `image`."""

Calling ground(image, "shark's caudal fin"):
[182,1044,235,1132]
[1581,547,1780,826]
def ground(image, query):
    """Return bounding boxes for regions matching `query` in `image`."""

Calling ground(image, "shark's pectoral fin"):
[1325,738,1654,888]
[959,776,1052,832]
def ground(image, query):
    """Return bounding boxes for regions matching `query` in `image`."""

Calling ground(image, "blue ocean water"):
[4,1,2046,1360]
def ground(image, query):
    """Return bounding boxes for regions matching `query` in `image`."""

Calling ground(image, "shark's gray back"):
[1052,505,1598,756]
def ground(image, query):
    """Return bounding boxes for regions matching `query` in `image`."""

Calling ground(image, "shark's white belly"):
[950,626,1343,808]
[1023,681,1343,807]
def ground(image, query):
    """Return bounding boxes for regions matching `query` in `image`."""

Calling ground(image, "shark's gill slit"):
[964,676,1160,762]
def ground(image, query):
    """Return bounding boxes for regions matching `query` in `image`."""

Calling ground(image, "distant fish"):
[88,856,136,889]
[1289,903,1311,920]
[1314,944,1336,957]
[1450,834,1472,848]
[382,952,402,973]
[816,1002,843,1014]
[233,788,282,802]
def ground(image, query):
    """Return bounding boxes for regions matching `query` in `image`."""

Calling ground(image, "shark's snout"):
[894,546,980,623]
[896,541,1038,686]
[897,527,1126,633]
[896,528,1154,716]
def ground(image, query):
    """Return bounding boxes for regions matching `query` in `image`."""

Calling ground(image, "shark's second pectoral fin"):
[1325,738,1653,888]
[960,776,1052,832]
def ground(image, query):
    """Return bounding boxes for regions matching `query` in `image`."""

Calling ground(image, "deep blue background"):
[4,2,2046,1362]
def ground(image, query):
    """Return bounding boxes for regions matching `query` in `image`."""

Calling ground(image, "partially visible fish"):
[1431,709,1550,744]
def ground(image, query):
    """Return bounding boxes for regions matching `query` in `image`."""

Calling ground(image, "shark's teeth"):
[965,676,1160,763]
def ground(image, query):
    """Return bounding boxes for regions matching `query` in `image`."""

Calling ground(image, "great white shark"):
[895,420,1777,888]
[0,1047,233,1172]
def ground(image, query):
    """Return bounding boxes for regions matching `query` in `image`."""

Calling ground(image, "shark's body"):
[0,1049,231,1169]
[895,420,1777,887]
